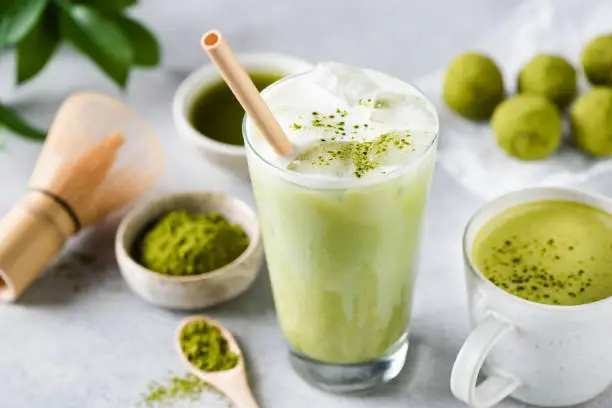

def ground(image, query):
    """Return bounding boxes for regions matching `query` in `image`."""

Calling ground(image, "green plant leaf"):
[0,0,48,46]
[17,6,61,84]
[113,15,159,67]
[0,127,6,150]
[60,4,132,87]
[79,0,136,12]
[0,102,47,140]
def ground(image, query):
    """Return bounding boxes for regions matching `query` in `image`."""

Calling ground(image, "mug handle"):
[450,312,522,408]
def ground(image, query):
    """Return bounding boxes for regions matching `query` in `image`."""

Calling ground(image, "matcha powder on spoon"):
[181,320,239,372]
[138,211,249,276]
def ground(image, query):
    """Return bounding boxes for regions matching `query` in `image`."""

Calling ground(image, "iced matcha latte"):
[244,63,438,391]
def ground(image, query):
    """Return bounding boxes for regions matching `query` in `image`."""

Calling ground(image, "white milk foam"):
[246,62,439,182]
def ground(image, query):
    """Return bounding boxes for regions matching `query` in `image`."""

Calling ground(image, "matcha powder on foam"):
[137,211,249,276]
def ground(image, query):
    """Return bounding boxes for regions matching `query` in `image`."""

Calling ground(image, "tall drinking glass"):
[243,64,438,392]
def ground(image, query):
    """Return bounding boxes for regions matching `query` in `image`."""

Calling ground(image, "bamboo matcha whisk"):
[0,92,164,302]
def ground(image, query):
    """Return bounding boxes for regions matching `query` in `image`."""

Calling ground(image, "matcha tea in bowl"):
[452,188,612,408]
[173,44,311,176]
[235,57,439,390]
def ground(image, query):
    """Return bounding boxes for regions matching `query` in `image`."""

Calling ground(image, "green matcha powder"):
[141,373,212,406]
[140,320,240,406]
[180,320,239,372]
[138,211,249,276]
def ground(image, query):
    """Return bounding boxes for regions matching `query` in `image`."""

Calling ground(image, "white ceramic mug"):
[451,187,612,408]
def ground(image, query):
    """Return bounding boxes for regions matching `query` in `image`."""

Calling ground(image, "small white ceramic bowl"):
[172,53,313,177]
[115,191,264,310]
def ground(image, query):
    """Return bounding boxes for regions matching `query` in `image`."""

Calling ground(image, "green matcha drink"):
[473,200,612,306]
[244,62,438,391]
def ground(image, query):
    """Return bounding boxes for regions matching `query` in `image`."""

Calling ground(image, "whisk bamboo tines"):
[44,131,126,228]
[0,92,164,302]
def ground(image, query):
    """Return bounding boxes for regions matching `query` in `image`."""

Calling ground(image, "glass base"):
[289,334,409,394]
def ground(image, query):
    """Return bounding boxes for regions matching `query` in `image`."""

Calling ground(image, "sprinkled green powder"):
[288,130,413,178]
[473,200,612,306]
[285,104,416,177]
[180,320,239,372]
[139,372,232,407]
[358,98,373,108]
[138,211,249,276]
[336,108,348,117]
[308,111,351,135]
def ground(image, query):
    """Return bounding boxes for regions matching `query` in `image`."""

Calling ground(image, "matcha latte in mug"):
[244,62,438,392]
[452,188,612,408]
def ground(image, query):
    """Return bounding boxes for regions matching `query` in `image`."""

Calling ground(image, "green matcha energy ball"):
[443,52,505,120]
[570,88,612,156]
[492,94,562,160]
[582,34,612,86]
[517,54,577,109]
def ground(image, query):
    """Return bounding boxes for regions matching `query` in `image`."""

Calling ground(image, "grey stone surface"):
[0,0,611,407]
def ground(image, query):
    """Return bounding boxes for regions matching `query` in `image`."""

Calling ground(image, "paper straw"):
[201,30,293,156]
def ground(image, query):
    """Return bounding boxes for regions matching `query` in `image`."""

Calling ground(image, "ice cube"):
[310,62,380,107]
[287,140,356,177]
[369,93,438,132]
[373,92,406,109]
[286,131,418,178]
[372,130,417,166]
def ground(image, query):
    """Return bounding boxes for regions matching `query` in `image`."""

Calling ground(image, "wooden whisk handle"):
[0,191,77,302]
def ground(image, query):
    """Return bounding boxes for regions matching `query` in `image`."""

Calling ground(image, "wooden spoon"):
[176,315,260,408]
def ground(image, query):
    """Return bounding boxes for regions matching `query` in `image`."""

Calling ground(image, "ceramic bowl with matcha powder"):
[115,191,264,310]
[173,53,313,177]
